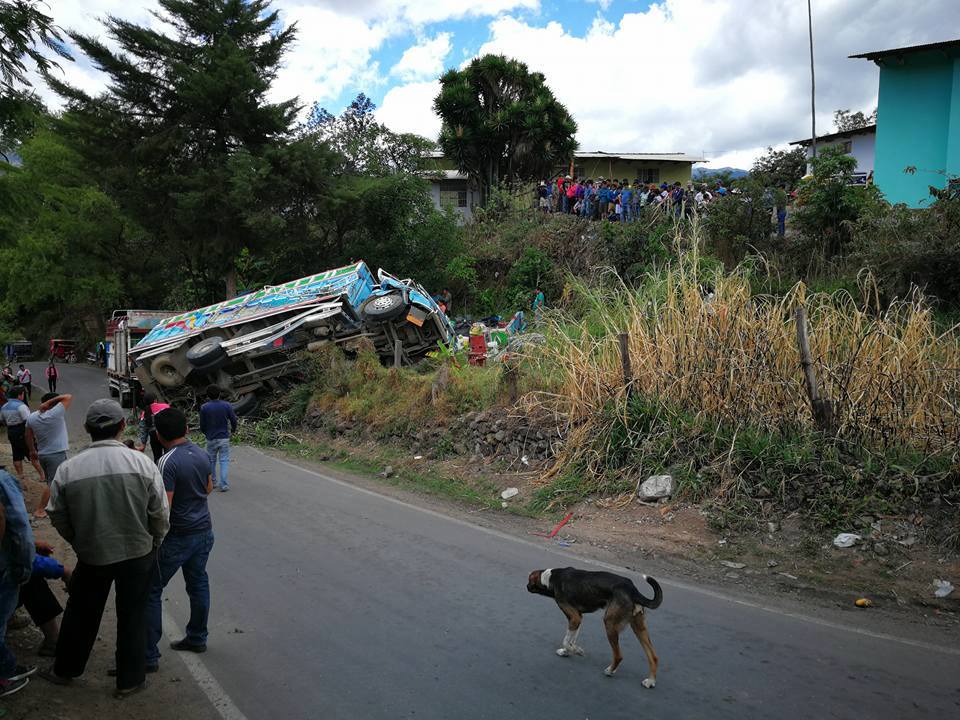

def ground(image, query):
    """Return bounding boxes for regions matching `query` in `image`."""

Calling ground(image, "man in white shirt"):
[26,393,73,518]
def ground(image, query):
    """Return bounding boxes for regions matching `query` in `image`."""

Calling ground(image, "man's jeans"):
[146,530,214,665]
[206,438,231,489]
[777,210,787,237]
[0,574,21,678]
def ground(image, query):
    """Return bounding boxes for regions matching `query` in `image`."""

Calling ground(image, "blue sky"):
[34,1,958,168]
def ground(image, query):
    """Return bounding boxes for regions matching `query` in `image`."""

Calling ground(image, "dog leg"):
[631,612,659,689]
[602,609,628,677]
[556,604,583,657]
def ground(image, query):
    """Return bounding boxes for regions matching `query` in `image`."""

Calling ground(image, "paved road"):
[43,363,960,719]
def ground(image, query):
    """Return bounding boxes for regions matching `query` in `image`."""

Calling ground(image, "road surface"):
[37,363,960,719]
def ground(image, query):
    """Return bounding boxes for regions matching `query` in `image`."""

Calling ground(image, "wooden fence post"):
[618,332,633,396]
[795,307,835,432]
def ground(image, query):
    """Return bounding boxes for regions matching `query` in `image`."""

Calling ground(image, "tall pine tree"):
[51,0,298,299]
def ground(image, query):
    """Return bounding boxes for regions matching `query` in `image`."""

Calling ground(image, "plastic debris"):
[855,598,872,608]
[719,561,746,569]
[500,487,519,500]
[379,465,394,478]
[521,455,529,466]
[933,579,954,598]
[413,455,423,460]
[832,533,861,549]
[767,560,779,568]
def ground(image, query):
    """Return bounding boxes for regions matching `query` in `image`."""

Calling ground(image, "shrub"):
[852,181,960,306]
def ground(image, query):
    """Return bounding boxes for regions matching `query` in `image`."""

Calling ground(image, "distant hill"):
[693,166,748,180]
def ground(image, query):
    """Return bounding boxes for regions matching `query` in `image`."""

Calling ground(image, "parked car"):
[127,261,454,414]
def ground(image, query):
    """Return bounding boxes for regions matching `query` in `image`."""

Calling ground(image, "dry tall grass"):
[528,235,960,464]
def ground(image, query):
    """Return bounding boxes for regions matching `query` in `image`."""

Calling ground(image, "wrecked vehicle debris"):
[127,261,454,414]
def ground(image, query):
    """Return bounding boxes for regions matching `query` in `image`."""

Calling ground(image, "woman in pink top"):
[136,392,171,462]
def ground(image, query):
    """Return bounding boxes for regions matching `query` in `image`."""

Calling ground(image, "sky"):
[31,0,960,169]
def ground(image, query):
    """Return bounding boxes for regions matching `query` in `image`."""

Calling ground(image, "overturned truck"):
[128,262,454,414]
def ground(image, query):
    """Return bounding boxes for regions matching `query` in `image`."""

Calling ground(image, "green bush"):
[703,179,775,266]
[793,146,884,256]
[852,181,960,305]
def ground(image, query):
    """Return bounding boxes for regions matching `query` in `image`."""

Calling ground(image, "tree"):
[50,0,298,299]
[833,108,876,132]
[0,129,158,339]
[751,146,808,190]
[434,54,577,206]
[0,0,71,92]
[794,145,883,255]
[305,93,434,176]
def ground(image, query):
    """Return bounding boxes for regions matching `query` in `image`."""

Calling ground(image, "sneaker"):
[219,485,230,492]
[170,639,206,653]
[114,681,147,699]
[6,664,37,681]
[0,676,29,697]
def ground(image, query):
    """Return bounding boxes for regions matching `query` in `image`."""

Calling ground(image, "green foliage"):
[305,93,434,176]
[703,178,775,266]
[793,146,884,256]
[0,129,155,339]
[434,54,577,206]
[0,0,71,93]
[50,0,299,298]
[833,108,876,132]
[505,247,556,308]
[750,146,807,190]
[852,181,960,305]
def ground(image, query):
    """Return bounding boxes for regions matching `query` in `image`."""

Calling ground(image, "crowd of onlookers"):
[537,175,732,221]
[0,364,239,700]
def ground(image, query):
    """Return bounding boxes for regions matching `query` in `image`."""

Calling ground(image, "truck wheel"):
[231,392,258,416]
[186,336,227,369]
[150,354,185,388]
[360,292,408,323]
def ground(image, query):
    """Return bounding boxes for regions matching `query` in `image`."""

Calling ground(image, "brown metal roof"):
[789,124,876,147]
[849,38,960,61]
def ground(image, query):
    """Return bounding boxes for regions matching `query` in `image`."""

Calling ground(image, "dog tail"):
[633,575,663,612]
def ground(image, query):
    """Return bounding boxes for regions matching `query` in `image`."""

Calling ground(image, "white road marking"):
[255,448,960,657]
[162,607,249,720]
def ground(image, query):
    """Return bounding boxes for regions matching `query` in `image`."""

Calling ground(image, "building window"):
[636,168,659,184]
[840,141,852,153]
[440,189,468,208]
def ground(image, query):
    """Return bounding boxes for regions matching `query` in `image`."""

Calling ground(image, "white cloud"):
[376,80,441,137]
[389,33,452,82]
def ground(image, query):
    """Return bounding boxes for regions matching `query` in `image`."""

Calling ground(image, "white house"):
[790,124,876,184]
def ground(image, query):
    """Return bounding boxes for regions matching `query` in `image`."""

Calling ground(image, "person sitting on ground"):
[41,398,170,698]
[0,465,38,696]
[145,408,215,671]
[19,539,72,658]
[137,392,171,463]
[1,385,45,490]
[26,392,73,518]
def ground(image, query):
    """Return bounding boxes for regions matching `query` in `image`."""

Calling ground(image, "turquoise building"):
[851,39,960,207]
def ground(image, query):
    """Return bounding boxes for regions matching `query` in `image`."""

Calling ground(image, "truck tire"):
[186,336,227,369]
[231,392,258,416]
[150,354,185,388]
[360,292,408,323]
[109,385,120,398]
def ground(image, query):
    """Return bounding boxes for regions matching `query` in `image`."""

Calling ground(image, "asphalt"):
[28,362,960,719]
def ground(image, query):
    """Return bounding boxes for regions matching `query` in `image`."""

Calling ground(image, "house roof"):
[421,169,469,181]
[849,38,960,62]
[424,149,705,163]
[789,124,876,147]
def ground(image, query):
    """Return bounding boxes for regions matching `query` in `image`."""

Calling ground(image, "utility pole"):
[807,0,817,159]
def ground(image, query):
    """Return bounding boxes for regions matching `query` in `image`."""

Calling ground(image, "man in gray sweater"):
[41,399,169,697]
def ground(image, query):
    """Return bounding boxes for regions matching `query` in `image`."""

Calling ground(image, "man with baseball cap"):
[41,399,169,698]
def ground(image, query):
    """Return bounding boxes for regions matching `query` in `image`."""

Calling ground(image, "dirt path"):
[0,396,220,720]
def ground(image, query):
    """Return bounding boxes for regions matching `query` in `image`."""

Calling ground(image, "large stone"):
[637,474,674,500]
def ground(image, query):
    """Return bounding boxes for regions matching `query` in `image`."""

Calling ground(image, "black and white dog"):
[527,567,662,687]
